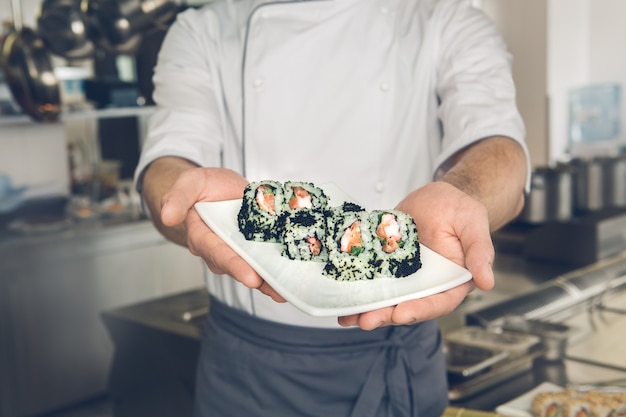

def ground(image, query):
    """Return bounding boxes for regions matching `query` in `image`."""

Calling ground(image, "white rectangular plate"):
[194,183,472,317]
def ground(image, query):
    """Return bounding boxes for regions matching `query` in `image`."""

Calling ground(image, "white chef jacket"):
[135,0,529,328]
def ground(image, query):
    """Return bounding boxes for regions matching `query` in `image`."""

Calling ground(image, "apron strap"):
[349,331,415,417]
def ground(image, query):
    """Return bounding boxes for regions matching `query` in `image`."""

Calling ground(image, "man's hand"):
[142,158,286,302]
[337,181,492,329]
[338,137,527,330]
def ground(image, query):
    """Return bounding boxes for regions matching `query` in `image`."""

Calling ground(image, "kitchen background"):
[4,0,626,197]
[2,0,626,417]
[1,1,210,417]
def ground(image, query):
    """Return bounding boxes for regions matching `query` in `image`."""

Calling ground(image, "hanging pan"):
[1,0,61,122]
[81,0,143,55]
[92,0,178,46]
[81,0,177,56]
[36,0,95,60]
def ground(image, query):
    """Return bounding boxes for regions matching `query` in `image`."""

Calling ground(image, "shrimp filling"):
[255,185,276,215]
[376,213,403,253]
[306,236,322,256]
[340,221,363,255]
[289,186,313,209]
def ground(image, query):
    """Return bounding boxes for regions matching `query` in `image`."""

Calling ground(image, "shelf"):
[61,105,156,121]
[0,106,155,127]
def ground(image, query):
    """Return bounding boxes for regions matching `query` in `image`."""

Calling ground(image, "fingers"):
[205,240,286,302]
[199,233,285,301]
[184,208,285,302]
[258,282,287,302]
[150,165,281,301]
[189,217,261,285]
[338,306,396,330]
[338,281,472,330]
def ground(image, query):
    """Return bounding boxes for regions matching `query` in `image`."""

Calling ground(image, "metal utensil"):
[1,0,61,121]
[36,0,95,59]
[84,0,177,48]
[459,350,510,378]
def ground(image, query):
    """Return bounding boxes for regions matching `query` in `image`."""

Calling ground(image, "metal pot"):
[551,164,575,221]
[36,0,94,59]
[517,166,574,224]
[81,0,143,55]
[599,155,626,209]
[1,0,61,122]
[570,157,605,212]
[84,0,177,50]
[495,316,572,362]
[518,167,551,224]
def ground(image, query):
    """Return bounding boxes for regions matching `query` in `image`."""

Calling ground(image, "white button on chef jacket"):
[136,0,529,327]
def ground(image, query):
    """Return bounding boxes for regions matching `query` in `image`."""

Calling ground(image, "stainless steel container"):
[600,156,626,208]
[552,165,575,221]
[518,168,550,224]
[570,157,605,212]
[518,166,574,224]
[494,316,572,362]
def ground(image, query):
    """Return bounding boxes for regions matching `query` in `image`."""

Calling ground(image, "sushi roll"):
[323,203,376,281]
[237,180,286,242]
[281,208,328,262]
[324,201,364,233]
[562,396,594,417]
[283,181,329,211]
[531,391,568,417]
[531,390,626,417]
[369,210,421,278]
[591,396,626,417]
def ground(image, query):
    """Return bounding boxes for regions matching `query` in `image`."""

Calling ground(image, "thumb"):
[457,210,495,291]
[463,235,495,291]
[160,170,206,227]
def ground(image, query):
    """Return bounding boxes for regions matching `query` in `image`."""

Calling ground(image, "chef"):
[134,0,530,415]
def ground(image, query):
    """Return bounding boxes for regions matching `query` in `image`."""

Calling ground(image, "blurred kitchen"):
[1,0,626,417]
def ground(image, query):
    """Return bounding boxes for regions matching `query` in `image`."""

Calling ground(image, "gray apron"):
[194,297,449,417]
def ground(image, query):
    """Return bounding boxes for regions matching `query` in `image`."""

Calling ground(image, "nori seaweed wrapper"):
[323,205,376,281]
[369,210,421,278]
[237,180,285,242]
[282,181,329,212]
[281,208,328,262]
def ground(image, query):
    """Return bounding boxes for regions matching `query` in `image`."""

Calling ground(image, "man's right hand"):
[142,158,286,302]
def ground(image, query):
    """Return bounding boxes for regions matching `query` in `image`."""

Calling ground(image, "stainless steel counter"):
[4,212,622,415]
[0,218,204,417]
[0,217,153,270]
[438,250,574,335]
[440,248,626,412]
